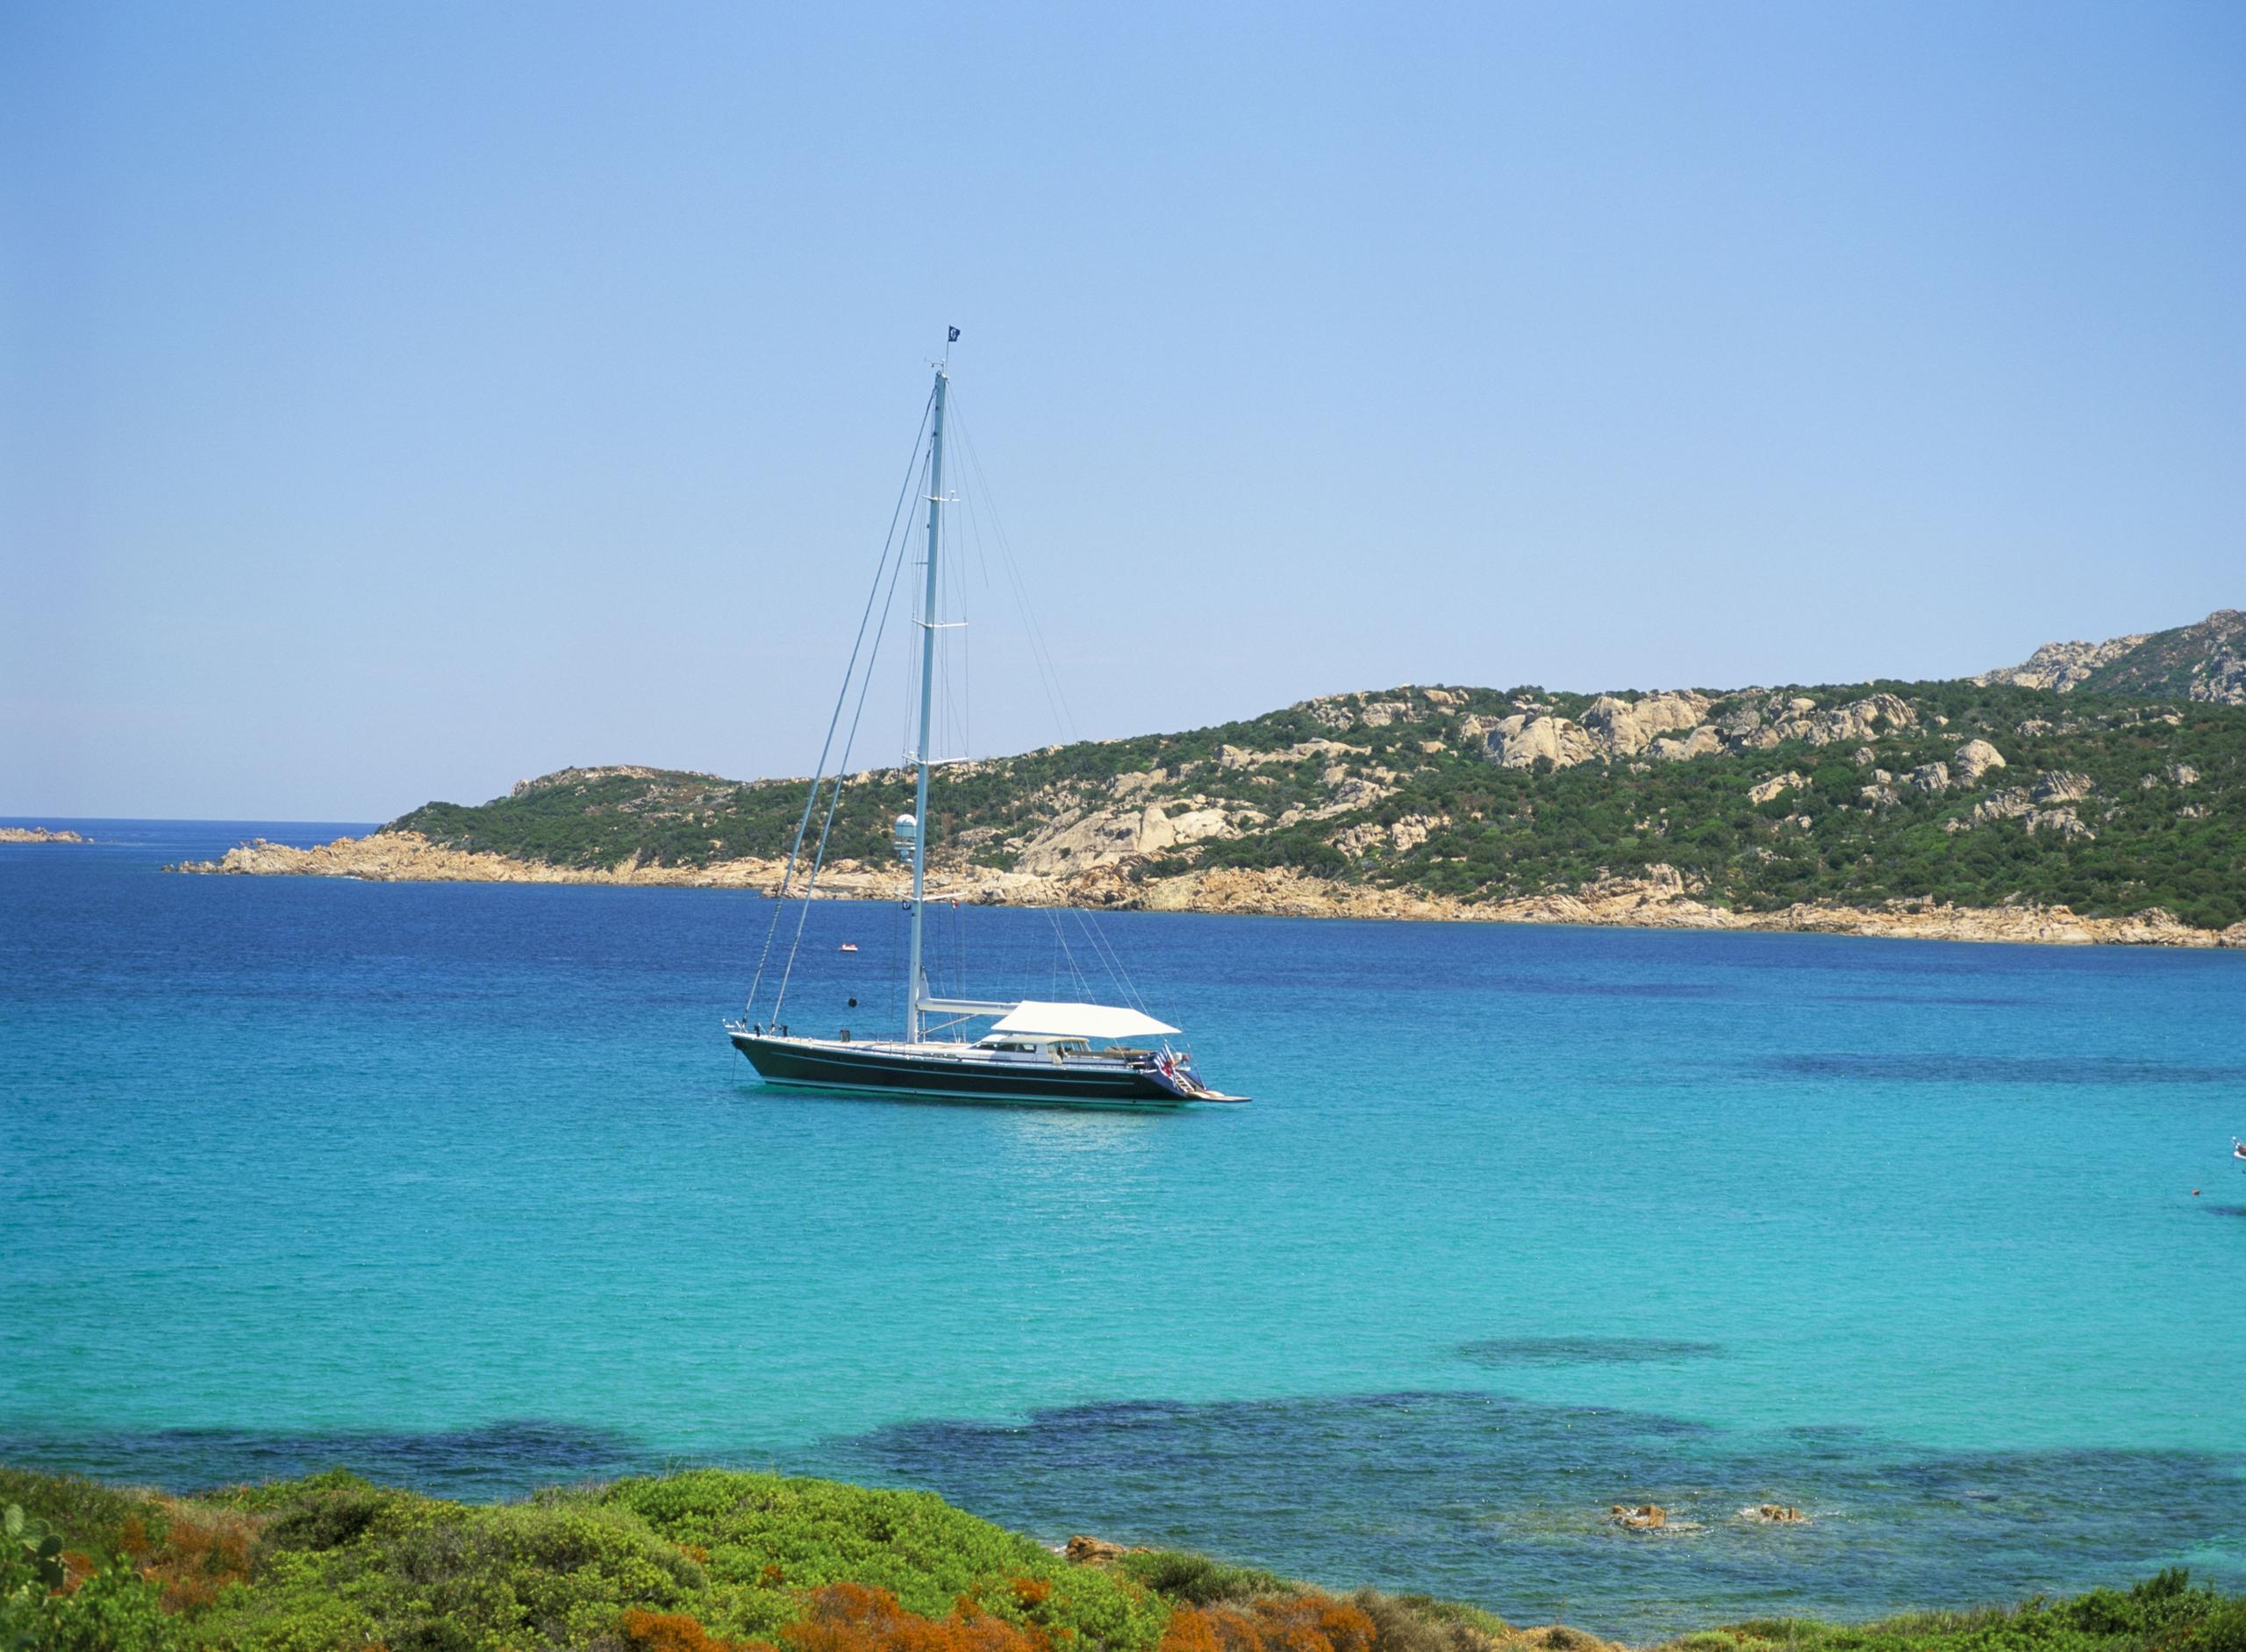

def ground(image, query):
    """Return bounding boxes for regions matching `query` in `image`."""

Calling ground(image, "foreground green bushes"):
[1672,1568,2246,1652]
[3,1464,2240,1652]
[1,1467,1164,1652]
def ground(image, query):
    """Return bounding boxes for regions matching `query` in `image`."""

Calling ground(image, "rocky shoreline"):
[168,832,2246,948]
[0,825,89,843]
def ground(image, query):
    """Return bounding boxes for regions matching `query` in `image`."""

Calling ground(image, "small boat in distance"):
[838,943,859,953]
[724,343,1245,1111]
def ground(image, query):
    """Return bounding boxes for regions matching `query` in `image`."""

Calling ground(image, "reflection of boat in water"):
[723,343,1244,1111]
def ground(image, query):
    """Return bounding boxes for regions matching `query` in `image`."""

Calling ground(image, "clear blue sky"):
[4,1,2240,820]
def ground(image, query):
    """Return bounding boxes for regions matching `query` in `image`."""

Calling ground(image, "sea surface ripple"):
[4,820,2242,1636]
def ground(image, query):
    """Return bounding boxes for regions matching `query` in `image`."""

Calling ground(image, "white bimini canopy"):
[988,1001,1180,1041]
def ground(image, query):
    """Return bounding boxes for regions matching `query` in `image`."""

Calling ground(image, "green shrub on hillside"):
[372,677,2246,929]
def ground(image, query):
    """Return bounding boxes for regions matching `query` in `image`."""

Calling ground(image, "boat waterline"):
[728,1028,1218,1108]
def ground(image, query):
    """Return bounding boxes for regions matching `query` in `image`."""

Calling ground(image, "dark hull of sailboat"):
[729,1033,1214,1109]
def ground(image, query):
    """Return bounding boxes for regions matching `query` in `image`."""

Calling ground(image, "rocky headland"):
[168,609,2246,948]
[0,825,89,843]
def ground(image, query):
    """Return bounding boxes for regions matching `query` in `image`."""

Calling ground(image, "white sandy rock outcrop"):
[1214,739,1353,771]
[1652,726,1723,762]
[1579,692,1711,756]
[1953,739,2007,783]
[1975,633,2150,691]
[1484,712,1598,769]
[1334,812,1445,860]
[1485,865,1731,930]
[1355,699,1420,727]
[1012,799,1243,876]
[1474,691,1720,770]
[1777,692,1915,747]
[2026,807,2093,839]
[1971,789,2033,824]
[1294,690,1441,732]
[2032,771,2094,805]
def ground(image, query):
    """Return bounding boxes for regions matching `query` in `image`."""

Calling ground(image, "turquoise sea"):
[4,821,2244,1638]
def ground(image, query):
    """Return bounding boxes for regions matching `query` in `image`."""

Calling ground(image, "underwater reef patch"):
[819,1389,2246,1641]
[0,1420,654,1501]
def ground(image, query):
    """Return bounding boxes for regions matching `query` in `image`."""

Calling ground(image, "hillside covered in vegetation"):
[7,1464,2243,1652]
[377,611,2246,933]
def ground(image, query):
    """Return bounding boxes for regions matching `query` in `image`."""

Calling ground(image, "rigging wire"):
[751,375,1170,1052]
[746,388,933,1018]
[1041,905,1093,1000]
[769,497,919,1024]
[755,404,929,1019]
[948,397,1078,743]
[1069,905,1153,1015]
[950,394,1155,1017]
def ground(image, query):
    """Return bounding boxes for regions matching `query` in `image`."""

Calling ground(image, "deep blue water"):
[4,819,2244,1637]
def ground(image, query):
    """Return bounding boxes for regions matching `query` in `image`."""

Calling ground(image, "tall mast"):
[904,361,948,1043]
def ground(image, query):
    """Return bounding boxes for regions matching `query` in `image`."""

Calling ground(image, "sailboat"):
[723,345,1247,1110]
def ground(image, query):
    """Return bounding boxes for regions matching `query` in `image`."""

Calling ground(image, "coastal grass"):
[4,1465,2241,1652]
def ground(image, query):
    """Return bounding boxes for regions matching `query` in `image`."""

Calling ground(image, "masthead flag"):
[948,325,961,342]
